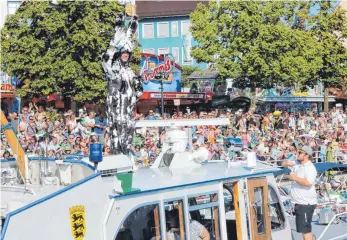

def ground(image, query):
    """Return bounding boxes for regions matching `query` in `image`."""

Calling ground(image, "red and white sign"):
[149,93,205,99]
[0,84,15,92]
[142,58,172,83]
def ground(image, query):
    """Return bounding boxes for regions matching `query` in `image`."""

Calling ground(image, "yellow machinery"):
[0,109,27,180]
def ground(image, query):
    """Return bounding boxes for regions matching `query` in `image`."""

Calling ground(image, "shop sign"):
[125,5,136,16]
[142,58,173,83]
[174,99,181,106]
[292,91,309,96]
[197,79,215,93]
[150,93,205,99]
[1,84,15,92]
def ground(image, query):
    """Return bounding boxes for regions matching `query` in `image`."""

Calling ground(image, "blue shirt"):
[94,117,107,134]
[11,99,19,113]
[145,115,158,120]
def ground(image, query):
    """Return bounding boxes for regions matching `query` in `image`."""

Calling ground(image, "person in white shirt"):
[82,110,96,136]
[282,146,317,240]
[308,125,317,138]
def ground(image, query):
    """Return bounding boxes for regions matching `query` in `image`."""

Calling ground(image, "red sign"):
[0,84,15,92]
[150,93,205,99]
[142,58,172,83]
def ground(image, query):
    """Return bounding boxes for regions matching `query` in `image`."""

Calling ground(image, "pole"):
[161,80,164,116]
[324,87,329,113]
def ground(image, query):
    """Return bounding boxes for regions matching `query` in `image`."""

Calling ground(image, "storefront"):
[228,85,335,113]
[1,72,19,115]
[138,53,208,114]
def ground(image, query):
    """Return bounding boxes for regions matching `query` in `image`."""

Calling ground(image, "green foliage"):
[189,0,347,90]
[181,66,201,88]
[0,0,136,104]
[304,1,347,88]
[131,45,141,73]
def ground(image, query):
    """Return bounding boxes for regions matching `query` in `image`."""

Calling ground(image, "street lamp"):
[158,54,176,117]
[155,72,165,116]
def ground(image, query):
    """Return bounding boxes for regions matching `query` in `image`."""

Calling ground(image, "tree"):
[181,66,201,88]
[303,1,347,111]
[1,0,138,104]
[189,1,323,90]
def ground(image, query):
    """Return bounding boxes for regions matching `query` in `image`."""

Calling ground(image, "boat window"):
[223,183,238,240]
[164,200,186,240]
[268,185,285,230]
[253,187,266,234]
[115,204,161,240]
[188,193,218,206]
[188,194,220,240]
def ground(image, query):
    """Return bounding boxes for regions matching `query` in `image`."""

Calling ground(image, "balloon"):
[273,110,281,117]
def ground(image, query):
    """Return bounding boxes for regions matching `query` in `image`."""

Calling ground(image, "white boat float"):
[1,116,346,240]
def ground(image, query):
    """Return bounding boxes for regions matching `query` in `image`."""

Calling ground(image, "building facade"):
[137,1,207,69]
[0,0,21,29]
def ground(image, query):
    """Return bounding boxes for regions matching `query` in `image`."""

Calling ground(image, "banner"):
[149,92,204,99]
[140,54,182,92]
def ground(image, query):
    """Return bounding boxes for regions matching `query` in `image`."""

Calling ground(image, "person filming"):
[282,146,317,240]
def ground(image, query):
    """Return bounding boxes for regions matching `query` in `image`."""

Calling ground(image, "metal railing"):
[317,210,347,240]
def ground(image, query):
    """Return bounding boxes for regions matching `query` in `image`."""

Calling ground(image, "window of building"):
[115,204,161,240]
[171,22,178,37]
[142,23,154,39]
[188,193,220,240]
[165,200,186,240]
[182,47,192,65]
[8,1,21,15]
[157,22,169,38]
[158,48,169,56]
[181,21,191,36]
[268,185,285,230]
[171,47,179,63]
[143,48,155,54]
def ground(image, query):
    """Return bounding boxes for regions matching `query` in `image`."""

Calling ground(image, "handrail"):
[317,211,347,240]
[1,185,36,195]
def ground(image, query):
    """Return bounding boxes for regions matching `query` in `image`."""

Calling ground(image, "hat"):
[299,146,313,156]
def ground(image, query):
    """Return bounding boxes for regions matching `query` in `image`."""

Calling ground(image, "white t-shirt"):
[290,160,317,205]
[83,116,95,134]
[257,143,269,154]
[308,130,317,138]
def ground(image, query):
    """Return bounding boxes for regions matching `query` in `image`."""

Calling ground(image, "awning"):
[262,96,335,102]
[276,163,347,175]
[188,70,219,80]
[139,92,205,100]
[0,92,16,98]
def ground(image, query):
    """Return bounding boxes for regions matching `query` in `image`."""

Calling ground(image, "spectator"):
[94,113,107,144]
[145,110,158,120]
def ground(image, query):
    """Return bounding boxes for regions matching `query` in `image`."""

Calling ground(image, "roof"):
[329,87,347,99]
[111,161,280,198]
[136,0,208,18]
[188,70,219,79]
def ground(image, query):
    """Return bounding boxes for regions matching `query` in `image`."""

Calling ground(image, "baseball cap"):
[299,146,313,156]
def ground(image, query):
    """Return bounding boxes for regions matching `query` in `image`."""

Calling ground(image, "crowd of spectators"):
[1,102,347,167]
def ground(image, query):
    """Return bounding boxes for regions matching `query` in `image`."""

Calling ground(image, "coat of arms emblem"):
[69,205,86,240]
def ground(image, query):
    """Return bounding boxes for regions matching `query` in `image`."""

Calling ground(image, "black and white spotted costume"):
[101,15,142,154]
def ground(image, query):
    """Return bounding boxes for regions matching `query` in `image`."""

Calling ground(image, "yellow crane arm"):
[1,109,27,179]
